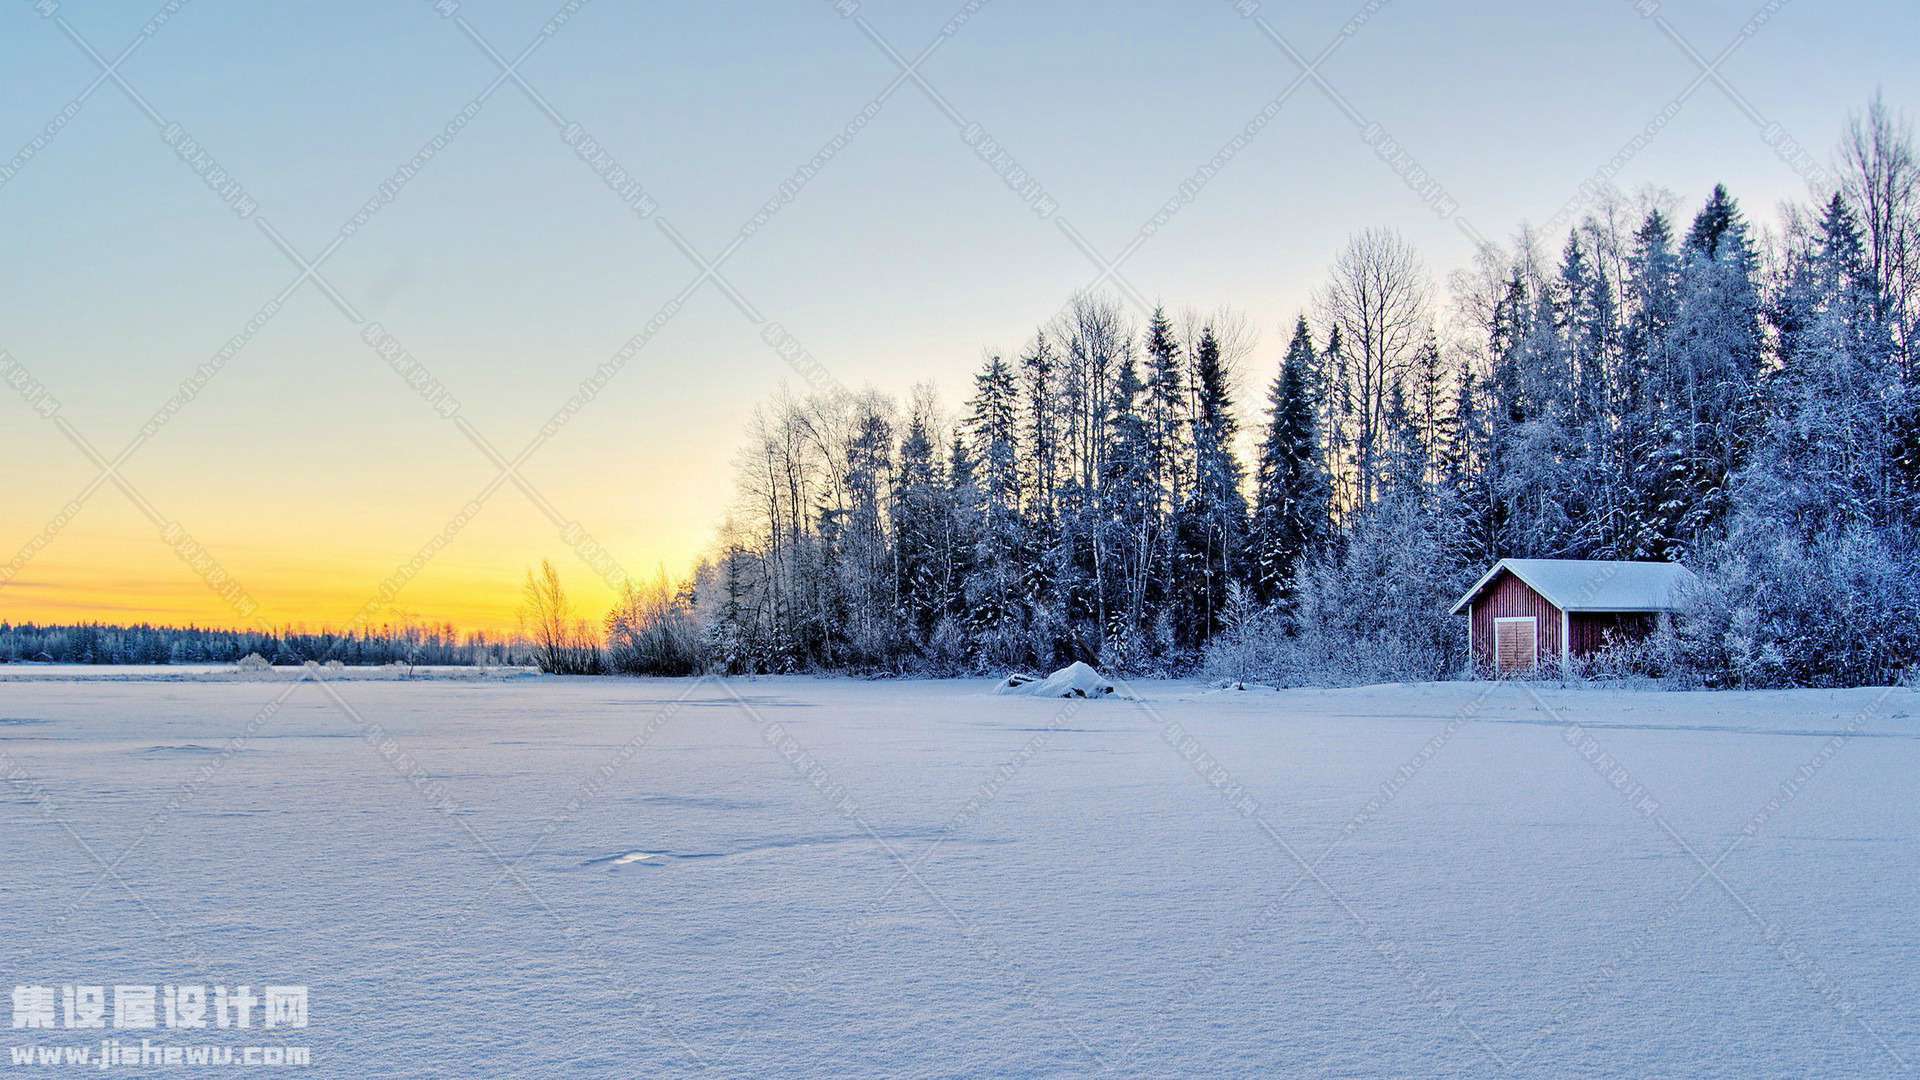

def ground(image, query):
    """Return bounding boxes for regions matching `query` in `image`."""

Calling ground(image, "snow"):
[994,661,1118,698]
[1451,558,1698,614]
[0,674,1914,1076]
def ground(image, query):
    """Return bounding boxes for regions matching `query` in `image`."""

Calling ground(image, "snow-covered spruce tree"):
[1411,330,1449,487]
[1444,356,1500,571]
[1099,347,1159,670]
[892,403,946,656]
[1475,266,1532,560]
[1249,316,1332,611]
[1603,208,1683,559]
[1318,322,1358,517]
[1658,185,1765,555]
[1379,382,1427,501]
[834,404,898,668]
[1141,306,1188,515]
[1492,255,1583,557]
[1173,325,1249,650]
[930,429,981,670]
[1677,192,1920,686]
[1559,230,1620,556]
[1753,193,1905,534]
[695,544,754,673]
[964,354,1029,666]
[1018,331,1076,665]
[1137,306,1190,656]
[1211,338,1463,687]
[1020,333,1062,520]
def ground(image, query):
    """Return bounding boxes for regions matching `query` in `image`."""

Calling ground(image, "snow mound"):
[1202,680,1281,695]
[235,653,272,671]
[995,661,1117,699]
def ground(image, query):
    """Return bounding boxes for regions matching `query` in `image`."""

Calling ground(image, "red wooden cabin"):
[1450,559,1694,673]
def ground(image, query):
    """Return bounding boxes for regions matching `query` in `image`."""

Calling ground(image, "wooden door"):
[1494,617,1537,673]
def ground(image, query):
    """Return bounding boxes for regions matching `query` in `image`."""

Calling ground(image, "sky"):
[2,0,1916,634]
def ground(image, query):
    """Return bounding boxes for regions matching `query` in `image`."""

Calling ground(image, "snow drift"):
[995,661,1117,698]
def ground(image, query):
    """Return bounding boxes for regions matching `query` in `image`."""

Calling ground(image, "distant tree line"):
[605,94,1919,689]
[0,621,527,667]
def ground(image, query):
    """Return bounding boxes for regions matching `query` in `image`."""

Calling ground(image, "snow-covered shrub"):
[1676,525,1920,687]
[1099,612,1181,679]
[1202,583,1291,685]
[924,616,973,675]
[1242,497,1471,686]
[1554,622,1687,687]
[605,573,704,676]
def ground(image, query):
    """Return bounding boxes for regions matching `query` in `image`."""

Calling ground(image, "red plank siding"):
[1470,570,1562,669]
[1567,611,1657,657]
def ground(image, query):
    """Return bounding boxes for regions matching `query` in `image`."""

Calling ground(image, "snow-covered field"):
[1,674,1915,1077]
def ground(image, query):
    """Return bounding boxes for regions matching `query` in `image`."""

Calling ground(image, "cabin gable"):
[1469,569,1562,670]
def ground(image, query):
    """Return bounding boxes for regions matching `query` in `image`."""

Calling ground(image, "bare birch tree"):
[1317,227,1431,507]
[1839,91,1920,377]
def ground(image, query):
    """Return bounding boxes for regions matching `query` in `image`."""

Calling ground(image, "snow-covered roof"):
[1449,559,1696,615]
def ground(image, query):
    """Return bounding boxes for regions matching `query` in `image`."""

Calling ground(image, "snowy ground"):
[1,674,1915,1077]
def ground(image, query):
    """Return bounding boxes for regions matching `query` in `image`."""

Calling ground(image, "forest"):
[619,95,1920,689]
[16,99,1919,690]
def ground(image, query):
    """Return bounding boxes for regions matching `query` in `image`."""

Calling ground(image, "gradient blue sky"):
[3,0,1916,630]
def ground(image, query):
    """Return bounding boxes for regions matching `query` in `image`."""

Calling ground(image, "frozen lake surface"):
[1,674,1915,1077]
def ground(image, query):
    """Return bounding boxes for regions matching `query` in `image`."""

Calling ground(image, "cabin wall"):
[1470,572,1562,668]
[1568,612,1658,657]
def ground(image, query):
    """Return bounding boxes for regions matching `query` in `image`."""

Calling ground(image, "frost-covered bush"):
[923,616,973,675]
[1100,612,1181,679]
[1554,622,1687,687]
[1207,496,1471,686]
[1676,525,1920,687]
[1202,583,1289,685]
[605,573,704,676]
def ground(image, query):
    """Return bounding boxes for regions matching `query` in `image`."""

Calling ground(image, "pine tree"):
[893,408,945,647]
[1250,316,1331,610]
[1380,380,1428,501]
[835,406,896,665]
[1320,323,1354,515]
[1101,349,1157,660]
[937,429,980,657]
[1664,184,1765,553]
[1020,332,1062,521]
[964,355,1027,664]
[1614,208,1682,557]
[1173,326,1249,648]
[1745,191,1902,535]
[1142,306,1188,515]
